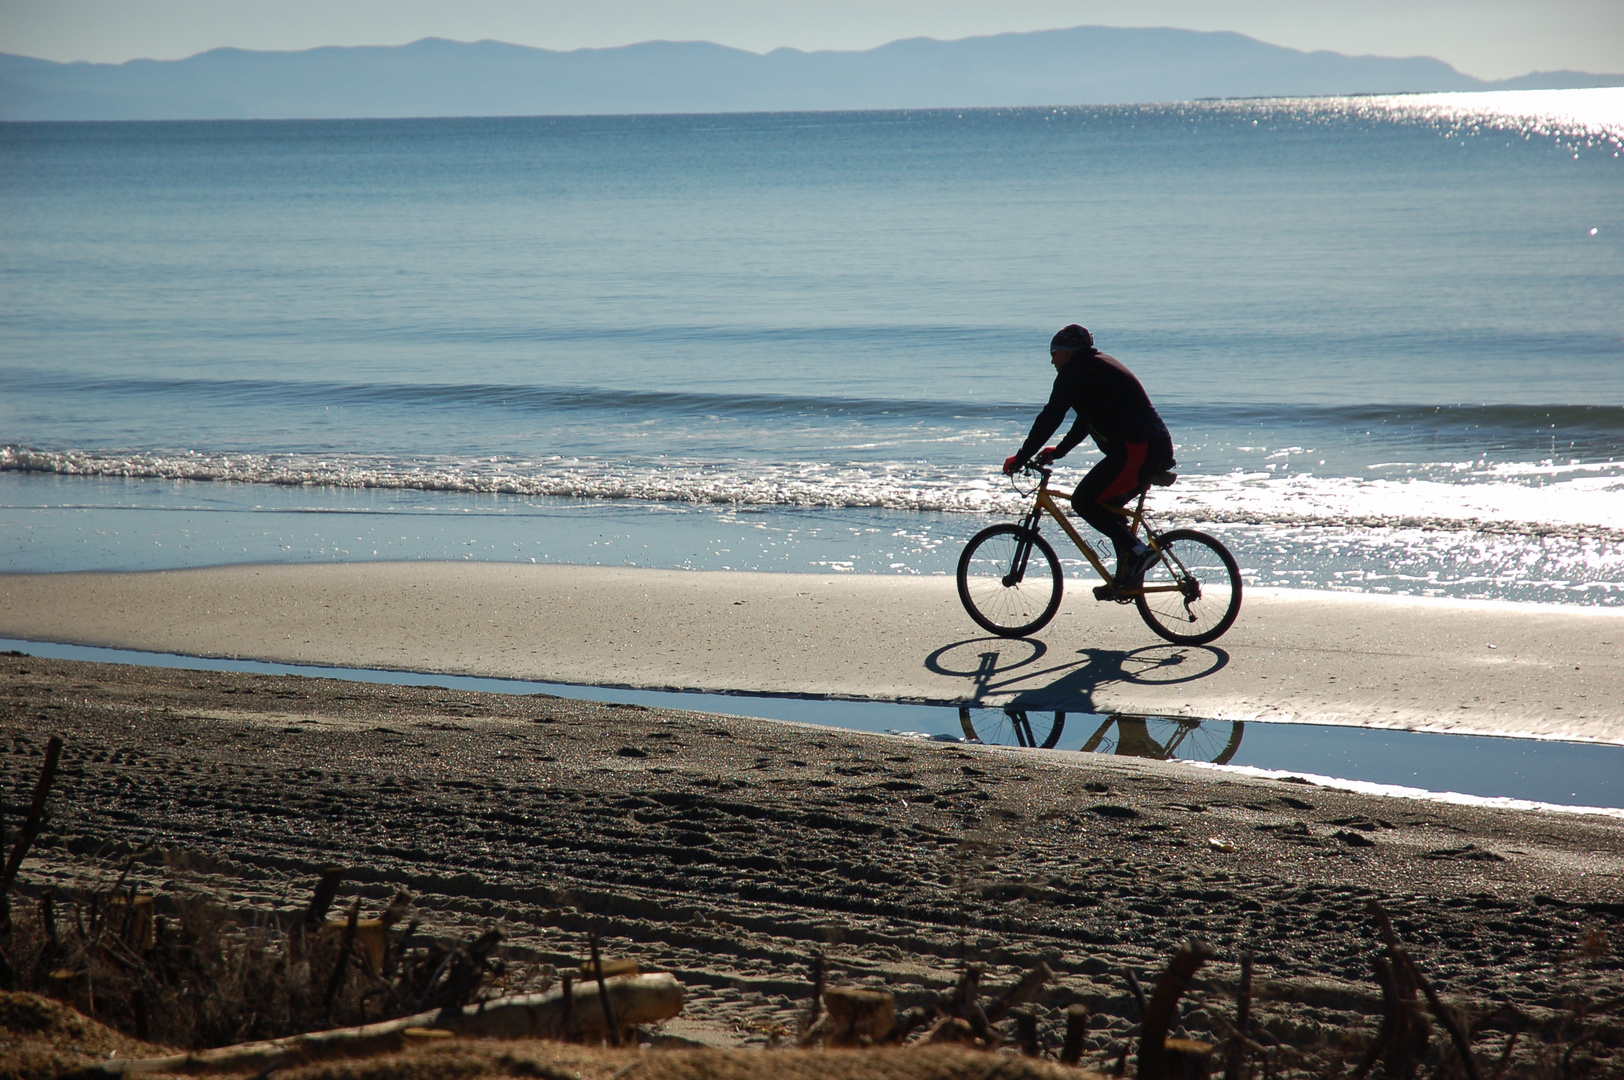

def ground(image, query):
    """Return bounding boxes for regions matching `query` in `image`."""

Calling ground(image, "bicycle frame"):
[1016,465,1185,598]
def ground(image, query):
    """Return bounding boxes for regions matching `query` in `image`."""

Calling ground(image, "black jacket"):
[1015,351,1168,465]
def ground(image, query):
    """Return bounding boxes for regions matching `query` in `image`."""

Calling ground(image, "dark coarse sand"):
[3,654,1621,1073]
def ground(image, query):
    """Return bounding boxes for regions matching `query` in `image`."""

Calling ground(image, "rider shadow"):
[923,635,1229,714]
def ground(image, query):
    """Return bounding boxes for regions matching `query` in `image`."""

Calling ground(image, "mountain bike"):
[956,463,1242,644]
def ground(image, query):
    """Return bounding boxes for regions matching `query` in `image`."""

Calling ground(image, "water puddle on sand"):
[5,637,1620,814]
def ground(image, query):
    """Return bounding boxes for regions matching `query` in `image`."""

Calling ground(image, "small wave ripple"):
[12,369,1624,443]
[1,370,1028,422]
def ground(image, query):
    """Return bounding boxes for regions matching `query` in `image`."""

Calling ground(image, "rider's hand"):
[1034,446,1060,465]
[1002,455,1021,476]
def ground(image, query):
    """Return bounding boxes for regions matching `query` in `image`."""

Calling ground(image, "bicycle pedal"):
[1092,584,1116,601]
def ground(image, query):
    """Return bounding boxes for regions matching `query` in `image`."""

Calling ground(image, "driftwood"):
[578,957,639,980]
[923,1016,978,1044]
[820,986,896,1045]
[81,973,684,1076]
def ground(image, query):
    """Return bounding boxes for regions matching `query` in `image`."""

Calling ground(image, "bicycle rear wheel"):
[956,524,1064,638]
[1134,529,1242,645]
[1080,715,1246,764]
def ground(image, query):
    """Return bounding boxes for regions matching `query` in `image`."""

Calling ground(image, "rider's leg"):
[1073,444,1148,576]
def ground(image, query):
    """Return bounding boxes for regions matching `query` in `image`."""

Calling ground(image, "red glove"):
[1003,455,1021,475]
[1034,446,1060,465]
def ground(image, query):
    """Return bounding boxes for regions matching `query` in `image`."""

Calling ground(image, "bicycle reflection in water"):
[956,707,1244,764]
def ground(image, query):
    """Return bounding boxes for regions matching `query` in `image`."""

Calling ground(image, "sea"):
[3,90,1622,604]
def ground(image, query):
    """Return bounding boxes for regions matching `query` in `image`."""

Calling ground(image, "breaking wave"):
[8,444,1623,542]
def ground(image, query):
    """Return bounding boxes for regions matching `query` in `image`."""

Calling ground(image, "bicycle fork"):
[1002,510,1044,587]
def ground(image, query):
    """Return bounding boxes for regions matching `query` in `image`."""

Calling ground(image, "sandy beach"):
[3,652,1621,1072]
[5,565,1624,1071]
[4,563,1623,744]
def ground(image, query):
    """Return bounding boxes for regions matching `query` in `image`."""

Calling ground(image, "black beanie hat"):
[1050,324,1095,353]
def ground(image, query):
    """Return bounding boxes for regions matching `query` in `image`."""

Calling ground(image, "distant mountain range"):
[3,26,1620,121]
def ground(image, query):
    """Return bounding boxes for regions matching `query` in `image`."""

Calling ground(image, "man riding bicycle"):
[1003,324,1175,589]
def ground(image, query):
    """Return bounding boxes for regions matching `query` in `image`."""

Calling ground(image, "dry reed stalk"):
[1137,939,1215,1080]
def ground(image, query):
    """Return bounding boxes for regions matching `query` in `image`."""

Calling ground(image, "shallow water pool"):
[7,636,1618,814]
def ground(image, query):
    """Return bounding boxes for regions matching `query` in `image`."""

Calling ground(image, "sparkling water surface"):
[3,93,1622,601]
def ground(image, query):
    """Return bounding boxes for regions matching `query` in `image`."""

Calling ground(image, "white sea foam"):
[7,444,1624,541]
[1187,762,1624,819]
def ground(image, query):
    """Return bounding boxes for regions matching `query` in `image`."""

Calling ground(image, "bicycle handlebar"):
[1007,460,1052,496]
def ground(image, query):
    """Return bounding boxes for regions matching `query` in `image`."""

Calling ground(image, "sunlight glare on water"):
[1358,87,1624,143]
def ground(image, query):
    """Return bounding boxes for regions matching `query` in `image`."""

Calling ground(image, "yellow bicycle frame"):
[1023,470,1185,597]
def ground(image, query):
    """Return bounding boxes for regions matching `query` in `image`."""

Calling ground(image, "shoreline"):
[4,562,1622,745]
[7,634,1624,819]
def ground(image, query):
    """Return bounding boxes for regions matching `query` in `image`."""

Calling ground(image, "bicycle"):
[955,706,1245,764]
[956,462,1242,644]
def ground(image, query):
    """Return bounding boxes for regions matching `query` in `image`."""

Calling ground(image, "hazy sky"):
[3,1,1621,81]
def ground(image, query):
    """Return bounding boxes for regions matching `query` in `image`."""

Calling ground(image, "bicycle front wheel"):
[957,524,1063,638]
[958,707,1067,749]
[1134,529,1243,645]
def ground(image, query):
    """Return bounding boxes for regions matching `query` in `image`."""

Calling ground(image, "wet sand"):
[3,654,1621,1069]
[3,563,1622,743]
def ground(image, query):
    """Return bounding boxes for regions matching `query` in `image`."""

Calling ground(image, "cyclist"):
[1002,324,1175,588]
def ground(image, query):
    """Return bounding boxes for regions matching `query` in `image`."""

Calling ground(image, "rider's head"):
[1049,324,1095,368]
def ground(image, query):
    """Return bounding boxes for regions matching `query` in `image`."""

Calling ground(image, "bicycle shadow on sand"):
[923,635,1229,714]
